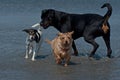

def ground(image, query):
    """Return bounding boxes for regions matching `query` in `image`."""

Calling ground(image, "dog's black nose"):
[65,41,68,44]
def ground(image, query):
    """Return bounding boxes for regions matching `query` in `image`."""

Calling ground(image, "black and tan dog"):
[40,3,112,58]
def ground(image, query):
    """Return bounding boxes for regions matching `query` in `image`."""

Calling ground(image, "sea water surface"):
[0,0,120,80]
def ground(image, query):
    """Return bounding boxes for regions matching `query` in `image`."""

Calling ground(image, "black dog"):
[40,3,112,58]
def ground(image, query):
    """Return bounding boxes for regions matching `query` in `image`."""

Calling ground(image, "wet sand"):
[0,14,119,80]
[0,0,120,80]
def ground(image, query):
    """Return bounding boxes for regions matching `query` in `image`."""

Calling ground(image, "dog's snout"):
[65,40,68,44]
[31,37,34,40]
[29,35,35,40]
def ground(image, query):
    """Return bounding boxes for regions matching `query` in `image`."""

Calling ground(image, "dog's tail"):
[101,3,112,33]
[45,39,52,44]
[101,3,112,23]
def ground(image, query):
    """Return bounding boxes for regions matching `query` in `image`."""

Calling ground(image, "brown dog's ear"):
[57,32,63,36]
[68,31,74,35]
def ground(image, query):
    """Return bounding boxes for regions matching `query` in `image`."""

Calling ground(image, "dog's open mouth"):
[62,43,70,48]
[40,22,50,29]
[43,25,49,29]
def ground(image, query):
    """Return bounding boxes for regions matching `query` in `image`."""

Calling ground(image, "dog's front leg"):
[25,45,29,59]
[29,46,33,54]
[31,45,36,61]
[32,51,36,61]
[64,54,71,67]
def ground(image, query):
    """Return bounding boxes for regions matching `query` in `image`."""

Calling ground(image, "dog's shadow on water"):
[78,52,102,60]
[93,54,102,60]
[79,52,115,60]
[69,61,77,66]
[35,54,49,60]
[60,61,77,66]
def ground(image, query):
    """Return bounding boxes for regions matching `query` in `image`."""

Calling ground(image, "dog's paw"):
[56,59,62,64]
[25,56,28,59]
[88,56,95,61]
[31,58,36,61]
[64,64,68,67]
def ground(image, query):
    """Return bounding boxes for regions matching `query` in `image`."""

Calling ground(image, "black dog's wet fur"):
[40,3,112,58]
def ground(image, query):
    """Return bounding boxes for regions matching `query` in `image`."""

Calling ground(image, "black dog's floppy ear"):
[22,29,29,33]
[42,9,55,14]
[42,9,47,14]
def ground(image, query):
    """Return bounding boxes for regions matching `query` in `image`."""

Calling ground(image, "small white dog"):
[23,23,43,61]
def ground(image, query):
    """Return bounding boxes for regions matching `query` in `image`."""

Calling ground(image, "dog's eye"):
[68,37,70,39]
[61,37,64,40]
[30,32,34,35]
[48,17,52,21]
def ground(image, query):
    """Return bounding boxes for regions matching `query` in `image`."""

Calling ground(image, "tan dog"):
[46,31,74,66]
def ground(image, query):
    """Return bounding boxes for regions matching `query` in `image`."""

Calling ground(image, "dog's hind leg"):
[84,37,99,57]
[72,41,78,56]
[103,34,112,58]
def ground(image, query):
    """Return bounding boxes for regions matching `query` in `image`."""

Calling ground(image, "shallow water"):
[0,0,120,80]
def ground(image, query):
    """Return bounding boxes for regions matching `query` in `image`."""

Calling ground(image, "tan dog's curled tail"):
[45,39,52,44]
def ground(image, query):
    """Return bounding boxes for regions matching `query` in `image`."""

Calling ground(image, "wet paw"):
[88,57,95,60]
[56,60,62,64]
[64,64,68,67]
[25,56,28,59]
[31,58,36,61]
